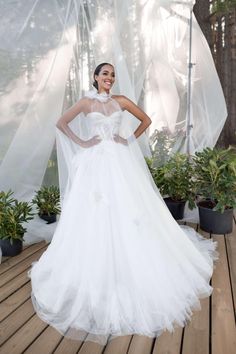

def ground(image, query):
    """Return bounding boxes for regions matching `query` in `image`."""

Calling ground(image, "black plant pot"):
[0,238,23,256]
[39,213,57,224]
[198,201,233,234]
[164,197,186,220]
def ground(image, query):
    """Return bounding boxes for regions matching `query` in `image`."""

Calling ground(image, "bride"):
[28,62,218,345]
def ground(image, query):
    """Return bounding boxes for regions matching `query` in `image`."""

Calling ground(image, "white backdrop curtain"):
[0,0,227,241]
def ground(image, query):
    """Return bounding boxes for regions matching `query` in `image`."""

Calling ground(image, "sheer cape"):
[56,89,162,207]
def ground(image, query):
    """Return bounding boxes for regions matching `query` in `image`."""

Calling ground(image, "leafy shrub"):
[146,153,196,209]
[193,147,236,213]
[0,190,34,244]
[32,185,61,216]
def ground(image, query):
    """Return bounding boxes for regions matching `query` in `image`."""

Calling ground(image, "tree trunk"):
[193,0,211,48]
[194,0,236,147]
[214,8,236,147]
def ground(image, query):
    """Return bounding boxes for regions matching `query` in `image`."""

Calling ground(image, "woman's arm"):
[113,95,152,143]
[56,99,101,148]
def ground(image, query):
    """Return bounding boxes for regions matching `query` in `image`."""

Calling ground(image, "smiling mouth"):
[104,81,112,85]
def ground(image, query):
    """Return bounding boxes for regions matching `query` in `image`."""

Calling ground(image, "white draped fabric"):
[0,0,227,204]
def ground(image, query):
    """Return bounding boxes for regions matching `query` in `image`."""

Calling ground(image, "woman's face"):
[95,65,115,92]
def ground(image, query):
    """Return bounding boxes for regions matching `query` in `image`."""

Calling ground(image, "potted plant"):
[193,146,236,234]
[0,190,34,256]
[146,153,196,220]
[32,185,61,224]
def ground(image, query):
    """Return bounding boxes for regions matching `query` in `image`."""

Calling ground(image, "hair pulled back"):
[93,62,114,90]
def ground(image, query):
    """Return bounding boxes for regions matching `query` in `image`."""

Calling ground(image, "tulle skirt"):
[28,140,218,345]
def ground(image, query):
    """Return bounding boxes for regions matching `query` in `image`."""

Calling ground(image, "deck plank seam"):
[0,261,40,291]
[0,272,29,291]
[224,234,236,322]
[209,232,213,354]
[0,244,47,276]
[75,339,87,354]
[20,322,50,354]
[0,295,31,323]
[0,312,36,349]
[0,296,32,324]
[0,278,31,304]
[149,337,156,354]
[179,326,185,354]
[126,334,134,354]
[1,245,32,264]
[76,333,92,353]
[50,336,65,353]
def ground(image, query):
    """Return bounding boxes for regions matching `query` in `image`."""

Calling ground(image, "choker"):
[85,88,112,103]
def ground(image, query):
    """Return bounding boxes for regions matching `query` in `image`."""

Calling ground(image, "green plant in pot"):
[193,146,236,234]
[0,190,34,256]
[146,153,196,220]
[32,185,61,224]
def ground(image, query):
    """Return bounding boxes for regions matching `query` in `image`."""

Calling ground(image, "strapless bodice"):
[85,111,122,140]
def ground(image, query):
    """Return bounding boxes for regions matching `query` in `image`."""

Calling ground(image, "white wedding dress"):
[28,92,218,345]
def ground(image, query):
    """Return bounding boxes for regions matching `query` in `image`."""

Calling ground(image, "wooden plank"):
[0,315,47,354]
[53,337,85,354]
[77,340,105,354]
[0,271,30,302]
[23,244,32,250]
[0,246,47,287]
[182,298,209,354]
[152,327,183,354]
[0,241,46,275]
[23,325,62,354]
[181,228,211,354]
[211,235,236,354]
[154,226,209,354]
[103,335,132,354]
[0,299,34,346]
[225,224,236,315]
[0,282,31,321]
[127,335,154,354]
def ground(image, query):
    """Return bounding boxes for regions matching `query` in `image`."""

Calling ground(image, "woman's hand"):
[80,135,102,148]
[113,134,128,145]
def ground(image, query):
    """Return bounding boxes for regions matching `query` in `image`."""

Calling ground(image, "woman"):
[28,62,218,345]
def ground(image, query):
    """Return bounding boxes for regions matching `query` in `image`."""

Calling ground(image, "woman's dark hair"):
[93,62,114,90]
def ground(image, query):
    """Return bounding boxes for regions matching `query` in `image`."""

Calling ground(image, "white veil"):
[0,0,227,243]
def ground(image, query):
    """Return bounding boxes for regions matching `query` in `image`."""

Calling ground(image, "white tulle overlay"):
[28,100,218,345]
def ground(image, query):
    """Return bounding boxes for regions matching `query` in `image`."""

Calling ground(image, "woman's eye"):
[102,72,115,78]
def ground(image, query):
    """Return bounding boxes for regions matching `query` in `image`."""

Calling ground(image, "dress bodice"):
[85,111,122,140]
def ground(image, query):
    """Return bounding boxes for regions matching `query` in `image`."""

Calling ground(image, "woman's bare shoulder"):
[111,94,127,101]
[111,94,130,110]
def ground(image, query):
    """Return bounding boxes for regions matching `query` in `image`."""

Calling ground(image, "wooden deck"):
[0,222,235,354]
